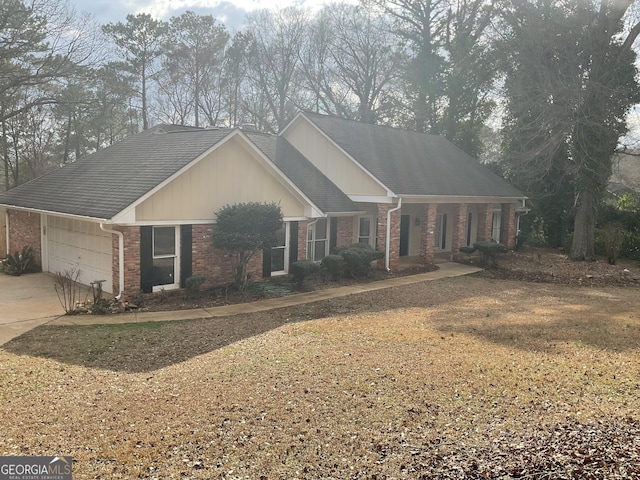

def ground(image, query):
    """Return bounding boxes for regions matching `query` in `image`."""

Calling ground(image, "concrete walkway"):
[0,262,481,345]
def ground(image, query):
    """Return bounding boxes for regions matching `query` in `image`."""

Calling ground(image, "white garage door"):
[46,216,113,294]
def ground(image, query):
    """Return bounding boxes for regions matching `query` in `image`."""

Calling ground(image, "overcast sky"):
[71,0,342,28]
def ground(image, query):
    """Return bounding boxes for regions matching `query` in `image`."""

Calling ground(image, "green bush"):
[2,246,36,276]
[334,243,384,278]
[185,276,206,298]
[597,223,628,265]
[473,241,507,267]
[321,255,344,281]
[290,260,321,285]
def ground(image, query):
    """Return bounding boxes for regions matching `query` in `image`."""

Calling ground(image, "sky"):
[71,0,338,28]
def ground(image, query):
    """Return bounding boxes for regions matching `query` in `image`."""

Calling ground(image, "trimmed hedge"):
[333,243,385,278]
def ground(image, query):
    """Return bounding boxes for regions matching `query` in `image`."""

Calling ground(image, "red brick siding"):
[8,209,42,269]
[116,226,140,296]
[477,204,493,242]
[376,203,401,271]
[297,220,308,261]
[451,203,469,261]
[419,204,437,267]
[501,203,517,248]
[336,217,354,248]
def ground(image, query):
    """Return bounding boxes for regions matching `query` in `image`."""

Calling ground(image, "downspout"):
[385,198,402,272]
[4,210,9,258]
[100,223,124,300]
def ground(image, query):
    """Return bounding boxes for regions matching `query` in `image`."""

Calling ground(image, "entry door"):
[400,214,410,256]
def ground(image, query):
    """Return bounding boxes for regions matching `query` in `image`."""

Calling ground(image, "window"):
[492,208,501,242]
[358,216,373,246]
[153,226,178,290]
[271,224,288,275]
[307,218,328,261]
[435,213,447,250]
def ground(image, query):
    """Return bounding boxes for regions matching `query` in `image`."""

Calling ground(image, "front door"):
[400,214,410,256]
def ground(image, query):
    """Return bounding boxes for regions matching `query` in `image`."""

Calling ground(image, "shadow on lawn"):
[2,276,494,373]
[4,276,639,372]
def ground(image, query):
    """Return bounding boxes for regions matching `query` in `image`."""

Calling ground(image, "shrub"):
[2,246,36,276]
[598,222,628,265]
[53,268,84,314]
[185,276,206,298]
[473,241,507,267]
[321,255,344,281]
[290,260,321,285]
[334,243,384,278]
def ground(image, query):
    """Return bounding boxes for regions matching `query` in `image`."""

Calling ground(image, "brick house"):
[0,112,526,298]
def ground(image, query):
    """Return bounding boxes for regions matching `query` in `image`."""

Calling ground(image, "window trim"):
[152,225,180,292]
[271,222,290,276]
[306,218,329,262]
[358,215,374,247]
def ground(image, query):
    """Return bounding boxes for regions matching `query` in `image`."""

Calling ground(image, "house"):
[0,112,527,298]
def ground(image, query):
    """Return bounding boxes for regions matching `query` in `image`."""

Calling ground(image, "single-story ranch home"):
[0,112,527,298]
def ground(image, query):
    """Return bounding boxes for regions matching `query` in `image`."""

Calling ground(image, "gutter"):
[100,223,124,300]
[385,198,402,272]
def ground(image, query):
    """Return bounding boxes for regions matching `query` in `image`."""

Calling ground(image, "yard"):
[1,272,639,478]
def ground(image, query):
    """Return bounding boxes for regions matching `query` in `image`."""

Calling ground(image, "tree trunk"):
[570,189,596,261]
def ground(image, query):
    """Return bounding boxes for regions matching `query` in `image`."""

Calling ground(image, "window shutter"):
[180,225,192,287]
[140,226,153,294]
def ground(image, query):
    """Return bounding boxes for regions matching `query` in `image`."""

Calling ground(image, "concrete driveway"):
[0,272,67,345]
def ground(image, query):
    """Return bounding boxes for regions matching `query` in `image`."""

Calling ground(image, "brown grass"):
[1,276,639,478]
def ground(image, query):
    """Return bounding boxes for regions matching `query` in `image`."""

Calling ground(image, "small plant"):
[462,241,507,267]
[2,246,36,276]
[333,243,384,278]
[185,276,206,298]
[53,268,85,314]
[321,255,344,281]
[290,260,321,286]
[599,222,628,265]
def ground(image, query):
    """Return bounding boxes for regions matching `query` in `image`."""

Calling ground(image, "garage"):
[45,216,113,294]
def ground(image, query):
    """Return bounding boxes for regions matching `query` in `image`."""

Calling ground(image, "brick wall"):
[419,204,437,267]
[116,226,140,296]
[500,203,517,248]
[450,203,469,261]
[477,204,493,242]
[336,217,354,248]
[8,209,42,269]
[376,203,401,271]
[297,220,308,261]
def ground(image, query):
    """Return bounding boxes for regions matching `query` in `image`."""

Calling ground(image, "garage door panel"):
[46,216,113,294]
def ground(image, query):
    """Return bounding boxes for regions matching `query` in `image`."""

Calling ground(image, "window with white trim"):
[307,218,329,261]
[271,223,289,275]
[152,226,179,290]
[491,207,501,242]
[435,213,447,250]
[358,216,374,246]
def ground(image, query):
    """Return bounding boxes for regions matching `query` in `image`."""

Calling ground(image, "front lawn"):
[1,276,639,478]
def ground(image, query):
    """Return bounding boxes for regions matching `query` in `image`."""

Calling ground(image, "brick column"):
[297,220,308,261]
[115,226,141,297]
[477,204,493,242]
[501,203,517,248]
[8,210,42,269]
[451,203,469,261]
[376,203,401,270]
[336,217,354,248]
[419,204,437,267]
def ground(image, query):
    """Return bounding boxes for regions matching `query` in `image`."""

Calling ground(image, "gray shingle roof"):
[245,132,358,214]
[0,125,234,219]
[0,124,359,220]
[303,112,525,198]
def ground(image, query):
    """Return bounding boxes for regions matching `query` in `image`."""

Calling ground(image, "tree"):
[501,0,640,260]
[301,3,405,123]
[103,14,168,130]
[161,11,229,127]
[213,202,283,291]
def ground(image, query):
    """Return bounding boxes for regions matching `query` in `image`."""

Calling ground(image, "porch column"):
[297,220,308,261]
[501,203,517,248]
[451,203,469,261]
[419,204,437,267]
[477,204,493,242]
[116,225,141,297]
[376,203,401,271]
